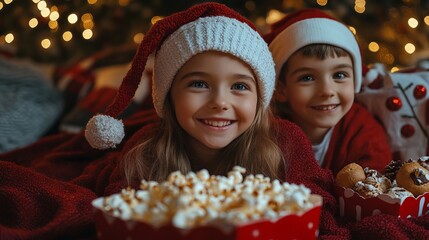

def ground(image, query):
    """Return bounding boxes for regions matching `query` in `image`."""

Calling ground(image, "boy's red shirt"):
[322,102,393,175]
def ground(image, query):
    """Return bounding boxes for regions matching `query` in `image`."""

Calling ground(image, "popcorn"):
[97,166,316,229]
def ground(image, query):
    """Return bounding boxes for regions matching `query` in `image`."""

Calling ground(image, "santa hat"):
[85,2,275,150]
[264,8,362,93]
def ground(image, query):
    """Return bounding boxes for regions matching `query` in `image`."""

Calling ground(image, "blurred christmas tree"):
[0,0,428,70]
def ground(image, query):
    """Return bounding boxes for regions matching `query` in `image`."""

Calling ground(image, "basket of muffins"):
[334,156,429,220]
[92,166,323,240]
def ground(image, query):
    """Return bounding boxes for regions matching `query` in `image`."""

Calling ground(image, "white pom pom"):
[363,68,379,85]
[85,114,125,149]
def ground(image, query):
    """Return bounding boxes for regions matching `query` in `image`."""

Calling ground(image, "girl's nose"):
[209,91,230,110]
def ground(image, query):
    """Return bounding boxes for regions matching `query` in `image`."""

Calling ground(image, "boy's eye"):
[334,72,349,79]
[231,83,249,91]
[189,80,208,88]
[298,75,314,82]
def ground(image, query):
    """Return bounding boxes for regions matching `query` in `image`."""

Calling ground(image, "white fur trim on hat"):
[269,18,362,93]
[85,114,124,149]
[153,16,275,117]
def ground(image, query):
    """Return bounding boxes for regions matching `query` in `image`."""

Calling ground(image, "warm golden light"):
[83,21,94,29]
[68,13,78,24]
[81,13,93,22]
[0,3,4,10]
[49,11,60,21]
[349,26,357,35]
[41,39,51,49]
[40,8,50,17]
[408,17,418,28]
[354,0,366,13]
[29,18,39,28]
[37,1,47,11]
[424,16,429,26]
[48,20,58,30]
[368,42,380,52]
[87,0,97,4]
[266,9,285,25]
[62,31,73,42]
[82,29,93,39]
[118,0,130,6]
[4,0,12,4]
[404,43,416,54]
[133,33,144,44]
[5,33,14,43]
[391,67,399,72]
[354,5,365,13]
[151,16,163,25]
[316,0,328,6]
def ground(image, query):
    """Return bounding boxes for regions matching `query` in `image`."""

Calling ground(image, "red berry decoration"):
[413,85,427,99]
[386,96,402,111]
[401,124,415,138]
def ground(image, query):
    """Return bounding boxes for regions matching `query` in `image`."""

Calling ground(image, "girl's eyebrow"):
[234,74,256,82]
[179,71,208,80]
[179,72,256,82]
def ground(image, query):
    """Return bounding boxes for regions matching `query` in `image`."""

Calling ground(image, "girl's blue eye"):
[232,83,248,90]
[190,81,207,88]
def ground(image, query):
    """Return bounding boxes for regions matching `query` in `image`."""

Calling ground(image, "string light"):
[266,9,284,25]
[316,0,328,6]
[5,33,14,43]
[133,33,144,44]
[82,29,93,40]
[63,31,73,42]
[408,18,418,28]
[368,42,380,52]
[41,39,51,49]
[0,1,427,67]
[29,18,39,28]
[404,43,416,54]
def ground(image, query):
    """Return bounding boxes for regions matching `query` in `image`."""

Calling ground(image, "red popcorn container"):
[92,194,322,240]
[334,185,429,221]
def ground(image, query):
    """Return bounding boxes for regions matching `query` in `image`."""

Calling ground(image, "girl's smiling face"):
[170,51,258,151]
[276,52,355,143]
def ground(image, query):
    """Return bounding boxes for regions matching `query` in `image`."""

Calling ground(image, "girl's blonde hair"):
[123,85,285,184]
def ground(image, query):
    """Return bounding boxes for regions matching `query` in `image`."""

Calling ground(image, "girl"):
[264,9,392,175]
[85,2,349,238]
[1,3,350,239]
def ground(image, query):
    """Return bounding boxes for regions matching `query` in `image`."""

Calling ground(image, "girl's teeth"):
[204,120,231,127]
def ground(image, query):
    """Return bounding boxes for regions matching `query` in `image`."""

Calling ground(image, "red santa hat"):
[84,2,275,150]
[264,8,362,93]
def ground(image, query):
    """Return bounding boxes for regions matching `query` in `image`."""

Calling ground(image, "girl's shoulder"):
[122,121,160,153]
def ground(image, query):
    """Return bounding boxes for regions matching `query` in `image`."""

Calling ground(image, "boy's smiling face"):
[276,52,355,143]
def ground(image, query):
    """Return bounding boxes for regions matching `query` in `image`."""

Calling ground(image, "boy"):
[264,9,392,175]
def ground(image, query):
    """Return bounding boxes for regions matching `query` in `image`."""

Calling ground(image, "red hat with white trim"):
[84,2,275,150]
[264,8,362,93]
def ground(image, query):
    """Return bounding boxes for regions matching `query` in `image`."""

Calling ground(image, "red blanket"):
[1,108,428,239]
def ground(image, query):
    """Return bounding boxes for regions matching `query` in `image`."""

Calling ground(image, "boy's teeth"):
[204,120,231,127]
[316,105,336,110]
